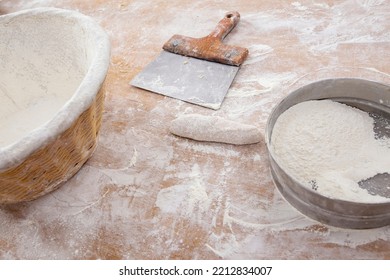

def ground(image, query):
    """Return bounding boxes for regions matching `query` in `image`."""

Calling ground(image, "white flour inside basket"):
[271,100,390,203]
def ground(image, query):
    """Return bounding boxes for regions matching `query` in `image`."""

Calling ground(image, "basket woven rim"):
[0,8,110,170]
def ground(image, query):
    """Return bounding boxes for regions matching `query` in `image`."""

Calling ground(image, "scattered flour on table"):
[155,182,210,216]
[271,100,390,203]
[155,164,213,220]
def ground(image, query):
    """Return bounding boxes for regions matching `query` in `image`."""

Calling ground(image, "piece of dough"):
[169,114,262,145]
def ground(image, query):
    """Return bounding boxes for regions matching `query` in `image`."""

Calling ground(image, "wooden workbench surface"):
[0,0,389,259]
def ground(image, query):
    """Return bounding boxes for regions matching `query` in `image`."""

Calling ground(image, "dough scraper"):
[130,11,248,110]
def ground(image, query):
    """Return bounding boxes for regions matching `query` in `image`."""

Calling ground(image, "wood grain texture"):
[163,11,248,66]
[0,0,389,260]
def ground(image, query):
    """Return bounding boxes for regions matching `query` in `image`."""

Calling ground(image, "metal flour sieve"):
[265,78,390,229]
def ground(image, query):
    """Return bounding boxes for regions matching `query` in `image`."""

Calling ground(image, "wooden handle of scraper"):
[208,11,241,40]
[163,11,248,66]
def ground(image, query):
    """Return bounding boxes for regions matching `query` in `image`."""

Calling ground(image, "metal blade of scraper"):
[130,11,248,110]
[131,51,239,110]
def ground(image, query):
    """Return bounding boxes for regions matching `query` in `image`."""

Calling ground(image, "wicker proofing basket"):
[0,85,105,204]
[0,8,110,204]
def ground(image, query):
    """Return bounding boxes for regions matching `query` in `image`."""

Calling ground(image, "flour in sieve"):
[271,100,390,203]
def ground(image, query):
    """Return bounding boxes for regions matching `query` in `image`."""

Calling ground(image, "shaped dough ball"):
[169,114,262,145]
